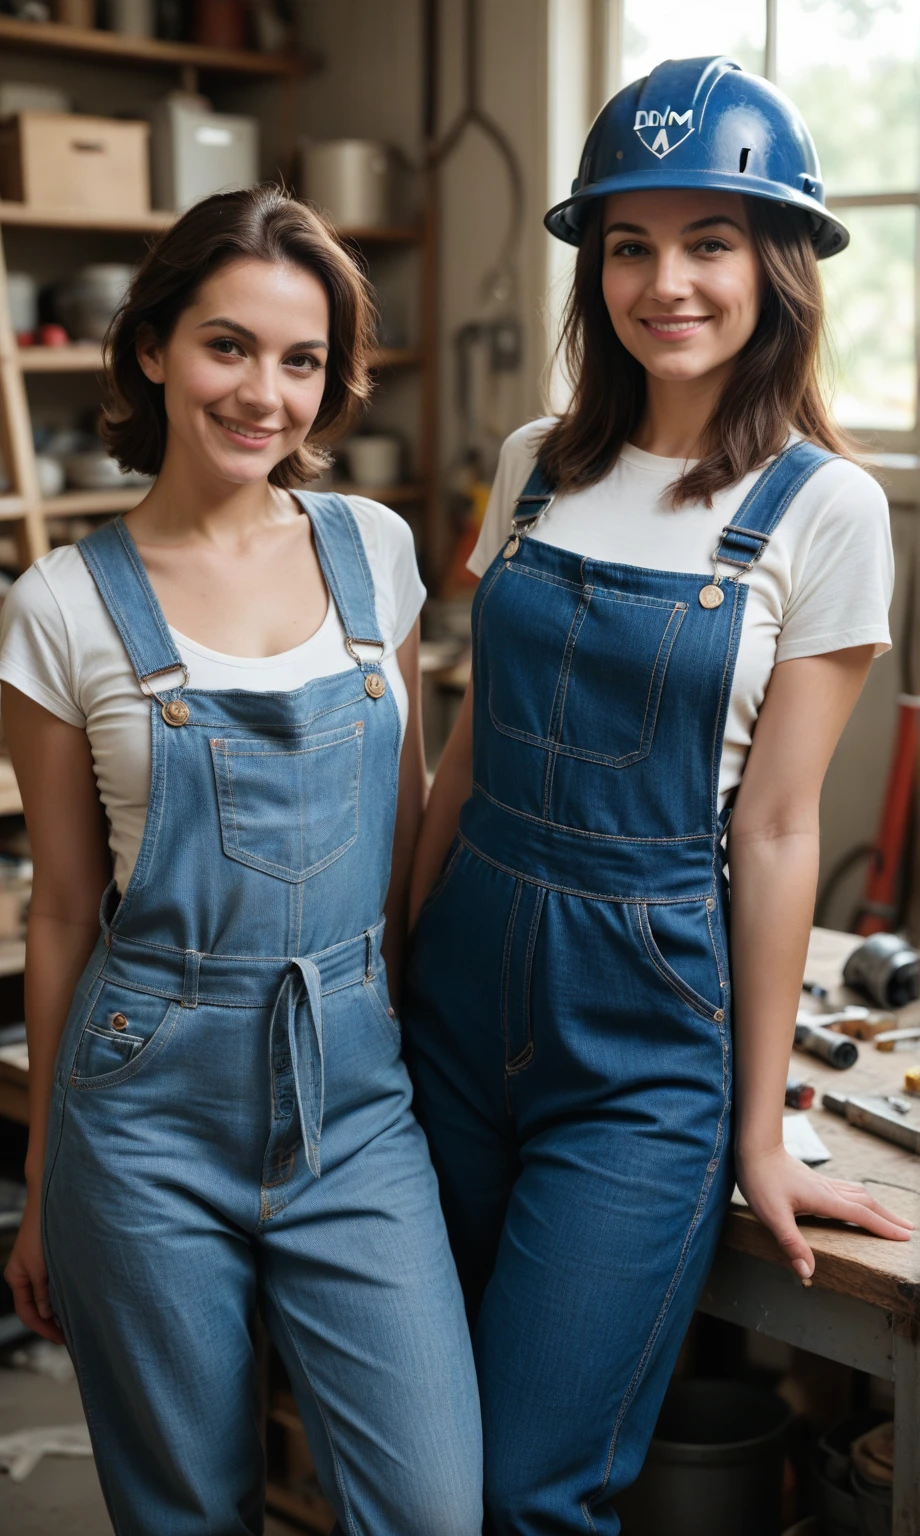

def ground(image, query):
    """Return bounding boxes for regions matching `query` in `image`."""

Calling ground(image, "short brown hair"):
[102,184,377,486]
[539,196,854,506]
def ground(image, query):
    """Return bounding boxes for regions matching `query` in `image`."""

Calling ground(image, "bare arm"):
[2,684,111,1340]
[408,679,474,928]
[383,621,428,1003]
[729,648,912,1278]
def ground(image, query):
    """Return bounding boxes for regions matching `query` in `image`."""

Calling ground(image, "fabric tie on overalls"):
[78,500,397,1180]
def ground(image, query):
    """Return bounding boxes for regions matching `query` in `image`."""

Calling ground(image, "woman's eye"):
[696,239,730,255]
[611,242,648,258]
[286,354,323,373]
[209,337,244,357]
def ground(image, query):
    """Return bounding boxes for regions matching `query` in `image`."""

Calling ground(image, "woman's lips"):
[638,316,712,340]
[210,413,280,448]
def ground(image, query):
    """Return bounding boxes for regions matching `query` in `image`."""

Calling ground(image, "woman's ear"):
[136,325,165,385]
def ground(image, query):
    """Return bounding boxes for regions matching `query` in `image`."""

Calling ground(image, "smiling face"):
[137,256,330,488]
[600,189,763,388]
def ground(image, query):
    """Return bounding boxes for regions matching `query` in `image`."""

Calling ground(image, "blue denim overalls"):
[405,441,831,1535]
[41,500,483,1536]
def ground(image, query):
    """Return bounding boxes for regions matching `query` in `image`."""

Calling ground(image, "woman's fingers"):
[5,1270,66,1345]
[800,1184,913,1241]
[761,1207,816,1282]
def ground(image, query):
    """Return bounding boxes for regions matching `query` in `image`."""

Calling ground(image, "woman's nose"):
[645,250,695,304]
[235,362,282,415]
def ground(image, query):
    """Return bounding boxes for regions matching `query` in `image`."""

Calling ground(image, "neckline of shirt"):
[619,442,700,474]
[169,594,339,668]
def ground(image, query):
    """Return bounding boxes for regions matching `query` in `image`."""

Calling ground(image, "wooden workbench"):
[700,926,920,1536]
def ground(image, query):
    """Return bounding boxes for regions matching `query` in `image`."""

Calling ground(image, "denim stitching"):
[458,834,710,904]
[542,594,591,816]
[635,904,721,1020]
[506,563,690,611]
[584,1033,732,1523]
[261,1272,360,1536]
[507,886,544,1073]
[501,882,523,1075]
[70,1002,181,1091]
[470,784,713,846]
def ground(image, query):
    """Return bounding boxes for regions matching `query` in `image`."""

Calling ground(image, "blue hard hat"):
[545,55,848,259]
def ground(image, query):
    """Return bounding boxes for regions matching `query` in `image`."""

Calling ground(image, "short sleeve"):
[347,498,426,650]
[468,419,554,578]
[776,462,894,663]
[0,564,85,726]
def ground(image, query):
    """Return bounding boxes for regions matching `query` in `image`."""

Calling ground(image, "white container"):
[151,96,259,212]
[300,140,392,229]
[344,435,401,488]
[35,455,66,498]
[7,273,37,334]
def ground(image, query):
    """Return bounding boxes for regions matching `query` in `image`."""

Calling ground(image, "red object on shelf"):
[857,693,920,936]
[15,331,35,347]
[193,0,246,50]
[38,324,69,347]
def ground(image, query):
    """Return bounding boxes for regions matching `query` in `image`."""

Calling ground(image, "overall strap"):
[296,493,386,684]
[78,517,185,690]
[512,461,556,531]
[712,440,835,576]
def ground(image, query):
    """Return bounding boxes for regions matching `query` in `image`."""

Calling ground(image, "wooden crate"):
[0,112,150,215]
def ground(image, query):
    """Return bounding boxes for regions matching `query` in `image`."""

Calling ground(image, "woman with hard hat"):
[405,56,912,1533]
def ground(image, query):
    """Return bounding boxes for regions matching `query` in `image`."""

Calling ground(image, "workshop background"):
[0,2,917,1534]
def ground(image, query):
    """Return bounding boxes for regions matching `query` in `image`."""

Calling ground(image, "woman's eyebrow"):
[195,316,328,350]
[681,216,746,235]
[603,215,747,238]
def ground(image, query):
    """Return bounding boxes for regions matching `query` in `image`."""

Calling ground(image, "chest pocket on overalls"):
[486,568,687,767]
[210,720,363,883]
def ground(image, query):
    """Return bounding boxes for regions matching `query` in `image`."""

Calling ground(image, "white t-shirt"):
[470,421,893,809]
[0,497,425,894]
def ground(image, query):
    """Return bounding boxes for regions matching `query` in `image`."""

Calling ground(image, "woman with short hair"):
[1,184,482,1536]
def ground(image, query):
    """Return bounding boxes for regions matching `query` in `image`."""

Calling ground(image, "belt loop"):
[364,929,374,983]
[182,950,201,1009]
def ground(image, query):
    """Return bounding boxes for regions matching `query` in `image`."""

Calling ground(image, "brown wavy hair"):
[538,196,853,505]
[102,184,376,486]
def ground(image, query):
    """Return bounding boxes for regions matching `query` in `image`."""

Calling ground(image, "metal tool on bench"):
[823,1091,920,1154]
[794,1013,860,1069]
[843,932,920,1010]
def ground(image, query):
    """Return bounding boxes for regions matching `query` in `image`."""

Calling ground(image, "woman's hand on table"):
[735,1144,914,1283]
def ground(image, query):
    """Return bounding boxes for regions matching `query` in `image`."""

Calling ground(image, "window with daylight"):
[607,0,920,450]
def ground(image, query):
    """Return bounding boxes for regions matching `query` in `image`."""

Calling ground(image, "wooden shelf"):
[41,487,149,517]
[0,17,315,77]
[0,201,173,233]
[338,226,424,245]
[18,344,103,372]
[332,481,426,504]
[0,496,26,520]
[18,344,423,373]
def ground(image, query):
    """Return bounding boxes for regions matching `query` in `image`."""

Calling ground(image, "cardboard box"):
[0,112,150,215]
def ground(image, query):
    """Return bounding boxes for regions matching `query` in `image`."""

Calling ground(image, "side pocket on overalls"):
[69,985,180,1090]
[633,901,727,1022]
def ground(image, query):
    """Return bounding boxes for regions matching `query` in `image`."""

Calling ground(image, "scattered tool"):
[843,932,920,1009]
[785,1077,815,1110]
[822,1091,920,1154]
[794,1020,859,1069]
[801,980,829,1002]
[873,1025,920,1052]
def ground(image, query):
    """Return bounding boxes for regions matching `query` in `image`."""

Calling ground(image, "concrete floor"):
[0,1363,297,1534]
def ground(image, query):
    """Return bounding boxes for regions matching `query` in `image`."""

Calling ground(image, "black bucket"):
[618,1379,792,1536]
